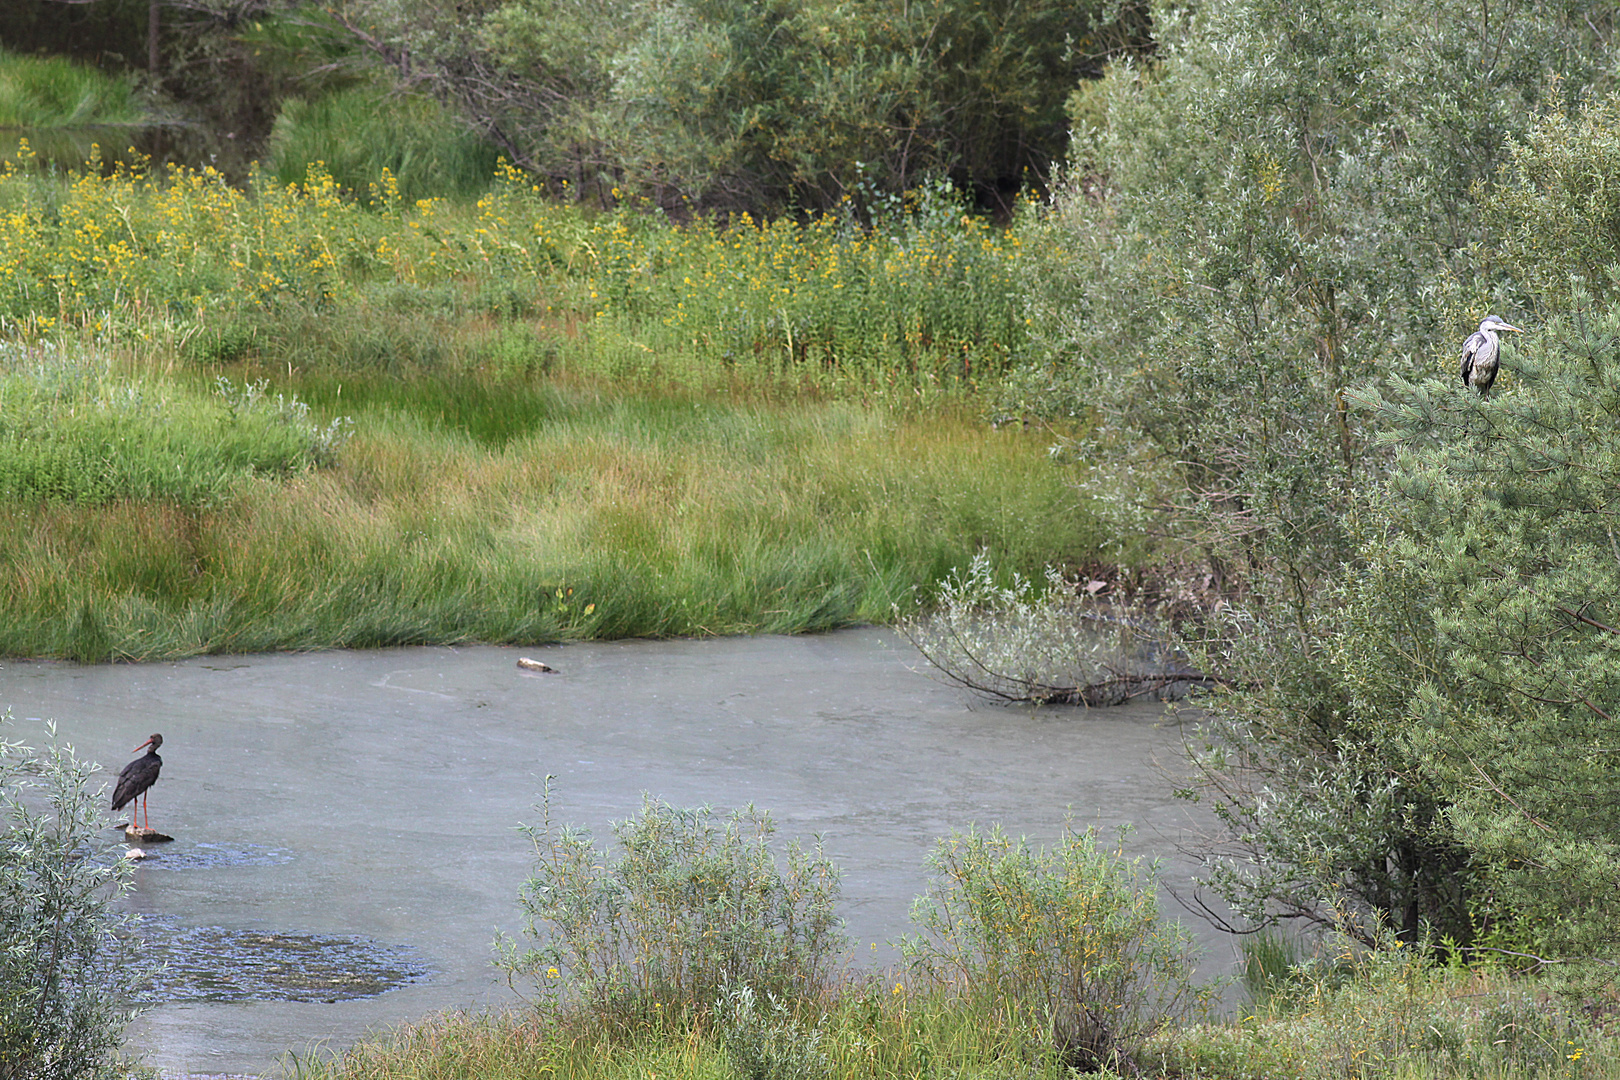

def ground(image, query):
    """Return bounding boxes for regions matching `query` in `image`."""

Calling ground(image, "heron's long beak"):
[1500,323,1524,333]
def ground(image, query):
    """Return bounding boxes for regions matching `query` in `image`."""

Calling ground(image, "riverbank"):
[0,378,1107,659]
[0,155,1128,660]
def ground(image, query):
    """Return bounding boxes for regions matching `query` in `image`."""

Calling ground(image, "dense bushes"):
[322,0,1151,212]
[500,793,1212,1074]
[902,823,1214,1071]
[1010,0,1617,954]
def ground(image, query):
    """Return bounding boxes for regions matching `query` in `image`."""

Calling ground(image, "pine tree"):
[1356,302,1620,965]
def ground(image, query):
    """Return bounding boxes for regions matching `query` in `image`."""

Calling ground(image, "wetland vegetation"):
[7,0,1620,1072]
[0,150,1108,660]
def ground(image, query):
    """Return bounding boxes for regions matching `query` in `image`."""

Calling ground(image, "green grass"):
[266,81,502,204]
[279,971,1620,1080]
[0,48,153,174]
[282,985,1090,1080]
[0,152,1115,661]
[0,345,341,505]
[0,366,1106,659]
[0,49,144,131]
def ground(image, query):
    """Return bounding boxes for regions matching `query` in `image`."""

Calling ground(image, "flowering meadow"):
[0,144,1097,659]
[0,145,1027,395]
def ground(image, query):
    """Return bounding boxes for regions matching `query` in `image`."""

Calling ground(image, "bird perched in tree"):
[112,734,163,832]
[1461,315,1524,395]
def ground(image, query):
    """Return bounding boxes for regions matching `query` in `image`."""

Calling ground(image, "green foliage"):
[1482,95,1620,315]
[1351,301,1620,968]
[329,0,1149,211]
[498,788,847,1022]
[0,717,142,1080]
[1022,0,1606,609]
[0,345,350,505]
[1182,614,1480,944]
[266,81,501,203]
[1014,0,1613,947]
[715,980,829,1080]
[901,822,1216,1072]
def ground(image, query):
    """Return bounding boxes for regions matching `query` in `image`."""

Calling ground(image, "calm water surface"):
[0,629,1230,1077]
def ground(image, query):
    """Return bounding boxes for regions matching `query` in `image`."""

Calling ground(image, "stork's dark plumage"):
[1461,315,1523,395]
[112,734,163,831]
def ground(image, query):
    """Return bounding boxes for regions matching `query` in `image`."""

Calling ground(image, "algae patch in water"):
[134,917,429,1004]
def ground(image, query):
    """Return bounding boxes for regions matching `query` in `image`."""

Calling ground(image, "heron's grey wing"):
[1461,330,1485,386]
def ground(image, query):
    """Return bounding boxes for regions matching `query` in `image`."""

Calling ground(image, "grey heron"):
[1460,315,1523,395]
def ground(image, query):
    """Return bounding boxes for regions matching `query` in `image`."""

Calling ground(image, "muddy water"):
[0,629,1230,1077]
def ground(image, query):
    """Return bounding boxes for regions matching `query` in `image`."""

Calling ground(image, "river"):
[0,629,1231,1077]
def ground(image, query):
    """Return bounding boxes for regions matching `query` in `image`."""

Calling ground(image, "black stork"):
[112,734,164,832]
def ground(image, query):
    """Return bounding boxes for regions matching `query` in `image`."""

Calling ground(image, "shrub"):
[1016,0,1613,951]
[901,822,1216,1072]
[498,787,847,1024]
[1346,299,1620,969]
[896,549,1208,706]
[716,979,830,1080]
[0,716,143,1079]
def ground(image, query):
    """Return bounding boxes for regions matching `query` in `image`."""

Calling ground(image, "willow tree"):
[1014,0,1613,940]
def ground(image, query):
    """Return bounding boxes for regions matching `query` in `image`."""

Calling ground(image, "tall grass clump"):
[498,787,846,1026]
[0,341,349,504]
[0,49,144,132]
[266,82,501,204]
[0,716,144,1080]
[902,822,1217,1073]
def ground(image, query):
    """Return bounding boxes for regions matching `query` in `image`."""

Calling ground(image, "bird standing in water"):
[112,734,164,832]
[1461,315,1524,395]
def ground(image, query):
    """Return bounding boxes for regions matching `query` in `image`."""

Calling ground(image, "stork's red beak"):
[133,738,155,753]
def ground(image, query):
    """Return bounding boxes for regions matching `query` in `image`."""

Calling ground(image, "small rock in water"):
[516,657,556,673]
[125,826,175,843]
[124,847,148,860]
